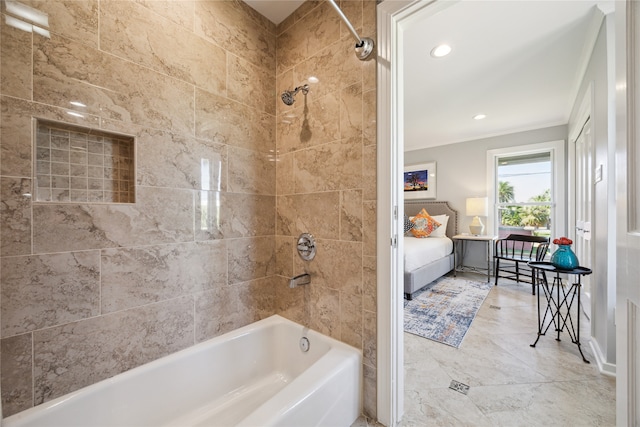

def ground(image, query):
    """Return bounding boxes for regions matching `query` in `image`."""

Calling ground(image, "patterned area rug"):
[404,276,492,348]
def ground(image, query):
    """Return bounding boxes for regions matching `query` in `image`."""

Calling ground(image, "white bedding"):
[404,236,453,273]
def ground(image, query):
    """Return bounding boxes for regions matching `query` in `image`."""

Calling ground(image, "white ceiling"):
[403,1,602,151]
[243,0,305,24]
[244,0,604,152]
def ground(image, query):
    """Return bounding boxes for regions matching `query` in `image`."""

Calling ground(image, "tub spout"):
[289,273,311,288]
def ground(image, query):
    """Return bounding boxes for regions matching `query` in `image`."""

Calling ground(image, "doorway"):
[377,1,618,426]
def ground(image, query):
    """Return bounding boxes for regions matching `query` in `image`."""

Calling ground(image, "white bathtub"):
[4,315,362,427]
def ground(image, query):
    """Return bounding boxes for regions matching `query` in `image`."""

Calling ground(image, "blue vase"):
[550,245,579,270]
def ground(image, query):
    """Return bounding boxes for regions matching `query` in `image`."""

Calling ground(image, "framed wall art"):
[404,162,436,199]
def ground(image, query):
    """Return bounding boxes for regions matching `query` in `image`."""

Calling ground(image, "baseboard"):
[589,339,616,377]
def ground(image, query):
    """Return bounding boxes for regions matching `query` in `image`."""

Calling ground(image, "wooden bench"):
[494,234,550,294]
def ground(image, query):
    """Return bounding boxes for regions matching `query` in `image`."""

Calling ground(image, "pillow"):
[403,215,414,234]
[410,208,441,238]
[429,215,449,237]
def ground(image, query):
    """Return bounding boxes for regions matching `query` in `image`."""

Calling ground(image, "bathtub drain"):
[300,337,310,352]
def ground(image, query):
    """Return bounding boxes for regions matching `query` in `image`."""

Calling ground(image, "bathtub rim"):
[3,314,363,425]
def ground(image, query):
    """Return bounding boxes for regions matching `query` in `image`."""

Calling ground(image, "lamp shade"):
[466,197,488,217]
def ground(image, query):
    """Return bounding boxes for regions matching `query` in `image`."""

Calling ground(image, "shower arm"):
[326,0,374,60]
[327,0,362,45]
[292,84,309,96]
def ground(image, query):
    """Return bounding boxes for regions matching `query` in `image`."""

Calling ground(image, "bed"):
[404,200,459,300]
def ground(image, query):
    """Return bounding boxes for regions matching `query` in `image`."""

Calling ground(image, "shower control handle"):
[297,233,316,261]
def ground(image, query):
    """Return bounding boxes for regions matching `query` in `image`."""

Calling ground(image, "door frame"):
[568,83,593,248]
[568,85,593,320]
[378,1,633,425]
[377,1,457,425]
[615,1,640,424]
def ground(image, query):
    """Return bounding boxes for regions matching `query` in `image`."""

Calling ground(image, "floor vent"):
[489,305,501,310]
[449,380,470,395]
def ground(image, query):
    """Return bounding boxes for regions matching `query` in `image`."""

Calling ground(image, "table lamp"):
[466,197,488,235]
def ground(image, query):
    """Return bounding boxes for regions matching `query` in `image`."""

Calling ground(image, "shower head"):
[281,91,295,106]
[281,84,309,106]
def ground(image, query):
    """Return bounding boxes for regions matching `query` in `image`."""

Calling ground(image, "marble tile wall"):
[275,0,378,419]
[0,0,278,416]
[1,0,379,420]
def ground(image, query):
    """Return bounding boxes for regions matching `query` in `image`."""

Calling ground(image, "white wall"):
[568,15,616,371]
[405,125,567,267]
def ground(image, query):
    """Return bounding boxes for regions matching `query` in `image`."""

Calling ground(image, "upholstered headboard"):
[404,200,459,238]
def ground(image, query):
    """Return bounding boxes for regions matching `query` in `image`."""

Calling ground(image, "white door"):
[573,118,593,316]
[616,2,640,424]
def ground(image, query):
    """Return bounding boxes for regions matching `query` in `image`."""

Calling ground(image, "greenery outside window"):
[487,140,565,241]
[497,152,552,238]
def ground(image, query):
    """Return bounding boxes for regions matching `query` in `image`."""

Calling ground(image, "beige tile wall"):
[0,0,278,416]
[0,0,378,420]
[274,0,378,419]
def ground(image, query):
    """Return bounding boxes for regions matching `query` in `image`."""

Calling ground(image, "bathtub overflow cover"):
[300,337,310,352]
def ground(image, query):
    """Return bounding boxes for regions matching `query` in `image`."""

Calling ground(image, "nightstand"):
[452,234,498,282]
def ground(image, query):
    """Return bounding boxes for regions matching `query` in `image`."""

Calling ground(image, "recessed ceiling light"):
[430,44,452,58]
[308,76,319,84]
[473,114,487,120]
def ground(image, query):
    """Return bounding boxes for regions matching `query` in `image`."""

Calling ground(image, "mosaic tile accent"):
[35,120,135,203]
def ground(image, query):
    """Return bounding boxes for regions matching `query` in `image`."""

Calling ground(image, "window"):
[497,152,551,238]
[487,141,566,240]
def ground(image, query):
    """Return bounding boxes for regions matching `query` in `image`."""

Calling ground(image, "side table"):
[452,234,498,282]
[528,261,592,363]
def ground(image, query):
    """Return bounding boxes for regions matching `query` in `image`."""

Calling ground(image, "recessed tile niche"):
[34,120,135,203]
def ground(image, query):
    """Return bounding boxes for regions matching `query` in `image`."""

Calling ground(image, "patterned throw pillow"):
[410,208,441,238]
[404,215,414,234]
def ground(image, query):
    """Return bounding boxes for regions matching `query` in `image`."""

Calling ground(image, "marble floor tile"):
[397,272,616,427]
[402,387,493,427]
[468,379,615,426]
